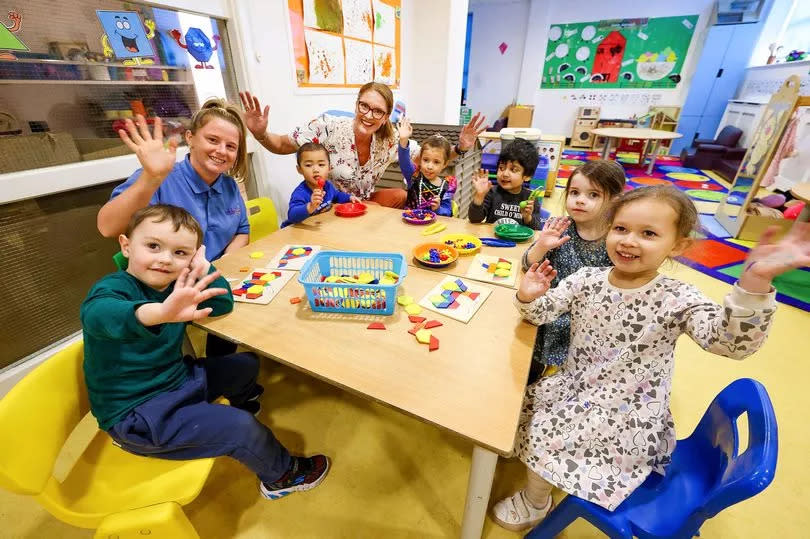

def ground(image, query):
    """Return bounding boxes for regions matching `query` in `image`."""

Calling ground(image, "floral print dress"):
[514,267,776,510]
[290,115,415,200]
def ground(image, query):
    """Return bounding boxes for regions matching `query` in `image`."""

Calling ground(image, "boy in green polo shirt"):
[81,204,329,500]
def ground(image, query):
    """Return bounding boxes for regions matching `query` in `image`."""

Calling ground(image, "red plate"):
[334,202,367,217]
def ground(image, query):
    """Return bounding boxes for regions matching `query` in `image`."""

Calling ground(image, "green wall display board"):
[540,15,698,90]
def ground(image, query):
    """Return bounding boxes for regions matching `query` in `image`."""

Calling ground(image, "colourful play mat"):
[553,148,810,313]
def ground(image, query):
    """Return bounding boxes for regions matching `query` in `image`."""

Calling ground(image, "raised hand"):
[118,115,177,181]
[239,91,270,140]
[472,169,492,197]
[458,112,487,151]
[536,216,571,251]
[398,116,412,145]
[739,223,810,293]
[517,260,558,302]
[159,268,228,323]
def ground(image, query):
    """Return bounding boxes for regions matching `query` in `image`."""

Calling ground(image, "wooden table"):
[196,207,536,538]
[590,127,682,173]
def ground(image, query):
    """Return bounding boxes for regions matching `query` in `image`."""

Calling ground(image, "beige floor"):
[2,188,809,538]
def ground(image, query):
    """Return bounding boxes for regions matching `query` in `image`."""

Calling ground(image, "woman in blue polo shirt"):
[97,98,250,261]
[97,98,250,356]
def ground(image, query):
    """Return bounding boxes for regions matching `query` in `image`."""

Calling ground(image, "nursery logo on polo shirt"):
[226,207,241,215]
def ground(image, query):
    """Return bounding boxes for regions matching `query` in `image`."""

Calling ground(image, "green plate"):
[494,223,535,242]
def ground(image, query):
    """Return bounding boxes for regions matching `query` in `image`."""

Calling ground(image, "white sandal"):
[491,489,553,531]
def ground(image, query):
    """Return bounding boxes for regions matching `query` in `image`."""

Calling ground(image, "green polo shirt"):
[80,268,233,430]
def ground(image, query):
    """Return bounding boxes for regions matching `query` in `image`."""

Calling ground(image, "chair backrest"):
[687,378,778,519]
[0,340,89,495]
[715,126,743,148]
[113,251,128,270]
[245,197,279,243]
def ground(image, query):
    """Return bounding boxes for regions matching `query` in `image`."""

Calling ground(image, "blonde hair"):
[357,82,394,142]
[604,185,698,240]
[189,98,248,182]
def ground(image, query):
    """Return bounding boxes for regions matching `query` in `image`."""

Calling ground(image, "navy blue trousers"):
[108,352,291,483]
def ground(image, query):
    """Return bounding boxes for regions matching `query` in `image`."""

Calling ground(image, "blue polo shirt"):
[111,156,250,260]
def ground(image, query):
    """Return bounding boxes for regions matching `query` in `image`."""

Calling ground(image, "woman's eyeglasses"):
[357,101,388,120]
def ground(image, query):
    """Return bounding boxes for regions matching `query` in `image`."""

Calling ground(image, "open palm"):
[472,169,492,196]
[537,216,571,251]
[745,223,810,281]
[118,115,177,180]
[161,268,227,323]
[518,260,558,302]
[239,91,269,139]
[458,112,487,151]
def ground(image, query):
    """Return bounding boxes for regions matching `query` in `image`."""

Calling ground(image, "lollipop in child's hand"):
[317,178,326,189]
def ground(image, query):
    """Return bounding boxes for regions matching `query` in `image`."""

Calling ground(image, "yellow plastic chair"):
[0,341,213,538]
[245,197,279,242]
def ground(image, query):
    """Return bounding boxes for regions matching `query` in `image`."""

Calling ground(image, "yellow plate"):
[438,233,482,255]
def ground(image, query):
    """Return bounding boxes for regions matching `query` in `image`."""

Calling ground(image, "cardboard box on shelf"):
[506,105,534,128]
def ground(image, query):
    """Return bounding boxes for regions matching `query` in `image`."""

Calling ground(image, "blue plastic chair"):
[526,378,778,539]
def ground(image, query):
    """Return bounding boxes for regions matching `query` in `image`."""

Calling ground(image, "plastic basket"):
[297,251,408,315]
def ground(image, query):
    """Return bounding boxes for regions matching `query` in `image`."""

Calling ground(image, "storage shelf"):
[0,58,187,70]
[0,79,193,85]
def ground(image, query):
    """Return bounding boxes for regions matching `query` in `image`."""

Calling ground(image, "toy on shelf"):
[231,269,296,305]
[439,233,482,255]
[402,208,437,225]
[413,243,459,268]
[785,50,806,62]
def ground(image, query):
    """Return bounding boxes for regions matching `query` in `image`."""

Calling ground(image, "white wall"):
[515,0,716,136]
[466,0,530,123]
[749,0,796,67]
[233,0,468,221]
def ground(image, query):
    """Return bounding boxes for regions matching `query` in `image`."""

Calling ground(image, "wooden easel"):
[715,76,803,241]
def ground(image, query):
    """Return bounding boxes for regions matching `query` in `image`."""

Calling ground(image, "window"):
[0,0,240,174]
[779,1,810,57]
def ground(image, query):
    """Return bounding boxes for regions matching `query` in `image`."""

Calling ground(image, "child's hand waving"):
[517,260,558,303]
[472,169,492,197]
[537,217,571,250]
[398,117,412,147]
[118,115,178,182]
[135,268,227,327]
[739,223,810,293]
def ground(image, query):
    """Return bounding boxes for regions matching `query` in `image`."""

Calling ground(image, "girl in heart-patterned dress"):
[491,185,810,532]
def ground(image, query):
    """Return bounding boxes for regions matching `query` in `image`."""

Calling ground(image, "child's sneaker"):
[259,455,330,500]
[247,383,264,401]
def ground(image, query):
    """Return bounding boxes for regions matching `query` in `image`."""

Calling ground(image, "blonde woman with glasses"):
[240,82,486,208]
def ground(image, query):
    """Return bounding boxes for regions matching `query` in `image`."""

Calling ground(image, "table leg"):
[601,137,612,160]
[646,140,661,174]
[460,445,498,539]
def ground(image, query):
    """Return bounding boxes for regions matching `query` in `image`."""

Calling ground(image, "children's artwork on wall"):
[267,245,322,271]
[342,0,373,41]
[372,0,395,47]
[169,27,220,69]
[303,0,344,33]
[373,44,395,85]
[541,15,697,89]
[230,269,296,305]
[96,10,156,60]
[0,11,27,60]
[304,29,345,84]
[418,276,492,324]
[345,38,373,84]
[287,0,401,89]
[465,255,519,288]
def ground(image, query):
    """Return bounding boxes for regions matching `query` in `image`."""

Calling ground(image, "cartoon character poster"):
[96,10,155,60]
[0,11,27,60]
[540,15,697,89]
